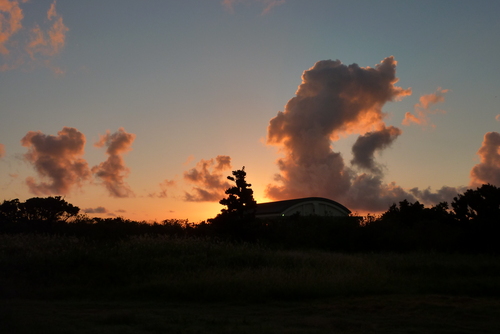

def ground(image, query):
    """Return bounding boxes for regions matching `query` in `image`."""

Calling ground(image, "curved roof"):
[256,197,351,216]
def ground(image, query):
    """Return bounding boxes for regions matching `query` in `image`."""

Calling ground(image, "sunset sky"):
[1,0,500,222]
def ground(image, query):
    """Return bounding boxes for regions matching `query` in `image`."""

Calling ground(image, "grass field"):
[1,234,500,333]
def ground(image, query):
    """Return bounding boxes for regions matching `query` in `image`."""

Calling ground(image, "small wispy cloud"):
[183,155,232,202]
[149,179,176,198]
[221,0,285,15]
[0,0,24,55]
[402,87,449,128]
[84,206,107,214]
[1,0,68,73]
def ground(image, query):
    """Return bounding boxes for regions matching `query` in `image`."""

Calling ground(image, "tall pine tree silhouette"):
[218,167,257,218]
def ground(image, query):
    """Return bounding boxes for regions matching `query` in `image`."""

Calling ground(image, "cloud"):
[470,131,500,187]
[266,57,415,212]
[149,179,176,198]
[495,114,500,122]
[351,125,402,173]
[183,155,232,202]
[84,206,107,214]
[402,87,449,127]
[222,0,285,15]
[347,175,416,212]
[410,185,467,206]
[92,128,136,198]
[0,143,5,158]
[0,0,24,55]
[21,127,91,195]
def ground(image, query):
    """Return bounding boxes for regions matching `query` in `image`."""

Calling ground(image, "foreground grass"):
[2,234,500,333]
[3,296,500,334]
[2,234,500,301]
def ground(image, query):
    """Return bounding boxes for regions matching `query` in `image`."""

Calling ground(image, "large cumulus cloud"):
[21,127,91,195]
[92,128,136,198]
[266,57,416,212]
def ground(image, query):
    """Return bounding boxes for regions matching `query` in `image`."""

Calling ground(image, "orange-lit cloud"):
[266,57,414,212]
[92,128,136,198]
[0,0,23,55]
[21,127,91,195]
[26,1,68,58]
[222,0,285,15]
[470,131,500,187]
[495,114,500,122]
[184,155,232,202]
[0,143,5,158]
[402,88,449,127]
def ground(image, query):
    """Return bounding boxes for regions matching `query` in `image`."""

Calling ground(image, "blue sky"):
[1,0,500,221]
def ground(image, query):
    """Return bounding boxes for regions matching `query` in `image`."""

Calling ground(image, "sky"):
[1,0,500,222]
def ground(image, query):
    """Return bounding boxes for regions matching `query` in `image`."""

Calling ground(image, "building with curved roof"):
[255,197,351,218]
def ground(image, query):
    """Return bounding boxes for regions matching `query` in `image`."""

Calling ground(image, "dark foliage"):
[1,184,500,253]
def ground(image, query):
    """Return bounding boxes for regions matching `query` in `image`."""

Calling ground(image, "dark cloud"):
[266,57,413,212]
[21,127,91,195]
[84,206,107,214]
[92,128,135,198]
[347,175,416,212]
[351,126,402,173]
[410,186,467,206]
[183,155,232,202]
[470,131,500,187]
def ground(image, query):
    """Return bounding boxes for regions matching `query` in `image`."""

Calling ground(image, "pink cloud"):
[183,155,232,202]
[470,131,500,187]
[0,143,5,158]
[92,128,136,198]
[402,87,449,127]
[21,127,91,195]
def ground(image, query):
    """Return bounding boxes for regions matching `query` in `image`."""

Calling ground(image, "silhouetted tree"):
[21,196,80,222]
[0,198,22,224]
[208,167,259,239]
[452,183,500,226]
[218,167,257,219]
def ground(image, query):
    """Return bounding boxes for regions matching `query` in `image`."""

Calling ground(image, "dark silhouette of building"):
[256,197,351,218]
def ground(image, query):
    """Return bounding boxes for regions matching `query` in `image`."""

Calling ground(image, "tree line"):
[1,169,500,252]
